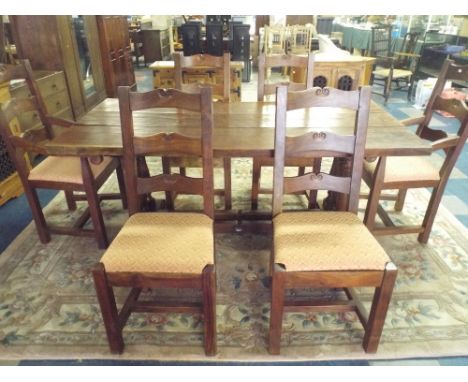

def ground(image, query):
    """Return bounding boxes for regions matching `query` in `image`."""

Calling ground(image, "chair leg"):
[24,186,50,244]
[418,185,444,244]
[364,157,386,232]
[251,158,261,210]
[362,263,397,353]
[92,263,124,354]
[202,265,217,356]
[309,158,322,209]
[81,158,108,249]
[161,156,174,211]
[268,269,285,355]
[115,161,128,209]
[384,76,392,104]
[394,189,407,211]
[64,191,77,211]
[223,157,232,210]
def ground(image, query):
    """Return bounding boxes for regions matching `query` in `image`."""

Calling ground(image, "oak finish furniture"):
[268,85,397,354]
[363,60,468,243]
[93,86,216,355]
[173,51,232,210]
[0,77,24,205]
[253,53,318,210]
[290,56,375,90]
[0,61,126,249]
[150,60,243,102]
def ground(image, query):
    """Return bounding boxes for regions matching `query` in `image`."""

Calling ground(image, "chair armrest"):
[10,135,48,155]
[431,136,459,151]
[399,116,425,126]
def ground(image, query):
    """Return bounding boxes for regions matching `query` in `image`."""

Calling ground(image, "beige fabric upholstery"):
[28,156,114,185]
[274,211,391,272]
[372,68,413,79]
[101,212,214,274]
[169,156,224,168]
[364,156,440,184]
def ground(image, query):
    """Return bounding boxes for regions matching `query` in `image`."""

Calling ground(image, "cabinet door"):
[97,16,136,97]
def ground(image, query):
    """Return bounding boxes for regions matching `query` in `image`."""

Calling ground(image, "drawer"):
[16,110,42,132]
[36,72,68,98]
[43,90,71,115]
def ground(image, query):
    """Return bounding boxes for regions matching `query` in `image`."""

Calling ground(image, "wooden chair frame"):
[268,85,397,355]
[92,86,216,355]
[370,30,421,103]
[0,60,126,249]
[363,60,468,243]
[172,51,232,210]
[252,53,319,210]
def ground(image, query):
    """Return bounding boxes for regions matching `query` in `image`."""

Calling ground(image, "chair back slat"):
[137,174,204,195]
[287,87,360,111]
[272,85,371,216]
[174,52,230,102]
[258,53,314,101]
[118,85,215,218]
[129,88,202,112]
[133,133,202,156]
[283,172,351,195]
[285,131,356,157]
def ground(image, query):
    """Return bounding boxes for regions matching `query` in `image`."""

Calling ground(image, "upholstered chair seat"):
[364,156,440,184]
[101,213,214,274]
[28,156,116,185]
[274,211,391,272]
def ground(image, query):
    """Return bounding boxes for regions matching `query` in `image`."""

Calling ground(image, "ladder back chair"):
[363,60,468,243]
[269,85,397,355]
[172,51,232,210]
[370,29,421,103]
[253,53,320,210]
[0,60,126,249]
[92,86,216,355]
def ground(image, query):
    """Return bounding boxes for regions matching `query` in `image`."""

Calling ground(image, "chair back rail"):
[257,53,314,101]
[118,85,215,218]
[272,85,371,216]
[174,52,230,102]
[419,60,468,137]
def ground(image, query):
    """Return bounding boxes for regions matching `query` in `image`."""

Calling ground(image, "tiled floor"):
[0,66,466,366]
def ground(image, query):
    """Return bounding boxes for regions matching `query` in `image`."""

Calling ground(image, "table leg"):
[323,157,352,211]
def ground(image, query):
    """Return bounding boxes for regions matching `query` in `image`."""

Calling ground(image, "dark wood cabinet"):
[141,29,171,64]
[96,16,136,97]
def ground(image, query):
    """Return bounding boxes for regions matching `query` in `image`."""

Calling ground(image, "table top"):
[45,98,431,158]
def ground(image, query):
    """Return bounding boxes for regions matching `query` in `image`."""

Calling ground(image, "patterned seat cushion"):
[101,212,214,274]
[28,156,115,185]
[274,211,391,272]
[364,156,440,184]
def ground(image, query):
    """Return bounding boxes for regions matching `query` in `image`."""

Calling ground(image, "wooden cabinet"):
[11,15,138,110]
[96,16,136,97]
[291,57,376,89]
[141,29,171,64]
[10,71,73,133]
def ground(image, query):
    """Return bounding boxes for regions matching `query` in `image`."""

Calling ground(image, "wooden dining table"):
[44,98,431,228]
[46,98,431,159]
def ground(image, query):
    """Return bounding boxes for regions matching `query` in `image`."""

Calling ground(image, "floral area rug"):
[1,158,468,361]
